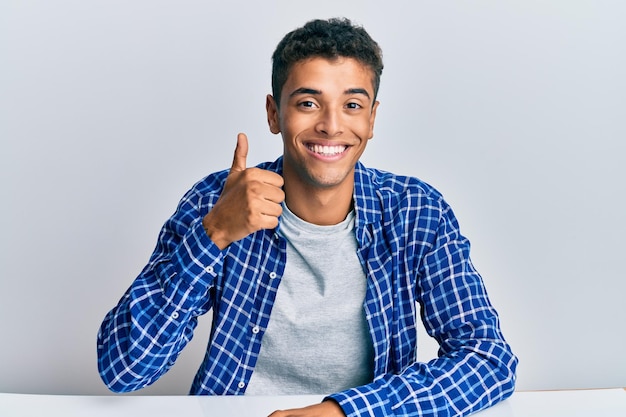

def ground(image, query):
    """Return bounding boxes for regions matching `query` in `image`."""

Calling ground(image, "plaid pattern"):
[97,158,517,416]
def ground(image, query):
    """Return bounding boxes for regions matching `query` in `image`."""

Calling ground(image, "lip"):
[304,142,350,161]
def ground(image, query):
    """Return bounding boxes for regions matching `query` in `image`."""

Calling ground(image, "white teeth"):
[308,144,347,155]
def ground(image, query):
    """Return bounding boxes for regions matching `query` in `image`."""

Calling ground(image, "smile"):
[306,144,348,156]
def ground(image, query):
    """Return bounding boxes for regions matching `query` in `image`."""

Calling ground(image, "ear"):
[367,100,380,139]
[266,94,281,134]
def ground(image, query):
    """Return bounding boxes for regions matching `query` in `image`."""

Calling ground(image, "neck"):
[283,180,354,226]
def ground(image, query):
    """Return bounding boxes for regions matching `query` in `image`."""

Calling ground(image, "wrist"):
[202,215,231,250]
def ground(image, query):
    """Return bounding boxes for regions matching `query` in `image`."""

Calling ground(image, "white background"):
[1,0,624,395]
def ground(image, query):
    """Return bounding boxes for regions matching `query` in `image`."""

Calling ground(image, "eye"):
[346,102,362,110]
[298,101,317,109]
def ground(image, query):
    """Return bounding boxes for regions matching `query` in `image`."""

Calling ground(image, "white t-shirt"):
[246,204,375,395]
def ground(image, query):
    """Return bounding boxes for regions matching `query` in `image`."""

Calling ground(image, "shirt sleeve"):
[328,199,518,416]
[96,182,225,393]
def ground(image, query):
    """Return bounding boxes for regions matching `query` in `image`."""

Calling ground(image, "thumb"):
[231,132,249,172]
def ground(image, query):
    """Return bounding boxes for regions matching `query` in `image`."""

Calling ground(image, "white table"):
[0,389,624,416]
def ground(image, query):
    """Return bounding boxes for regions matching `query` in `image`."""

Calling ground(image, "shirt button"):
[237,381,246,389]
[205,266,214,274]
[252,326,260,334]
[172,311,180,320]
[269,272,277,279]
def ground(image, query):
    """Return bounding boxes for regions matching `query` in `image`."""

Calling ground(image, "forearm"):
[96,288,190,392]
[329,336,516,417]
[97,220,223,392]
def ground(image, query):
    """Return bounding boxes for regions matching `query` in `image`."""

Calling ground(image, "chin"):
[306,173,349,189]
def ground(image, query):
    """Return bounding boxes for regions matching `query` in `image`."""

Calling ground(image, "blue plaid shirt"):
[97,158,517,416]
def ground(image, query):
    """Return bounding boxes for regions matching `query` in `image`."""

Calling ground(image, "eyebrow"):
[289,87,371,99]
[345,88,371,99]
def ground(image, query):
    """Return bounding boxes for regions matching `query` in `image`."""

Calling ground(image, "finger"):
[231,132,249,172]
[260,199,283,217]
[264,171,284,188]
[262,184,285,205]
[246,168,284,188]
[241,167,284,189]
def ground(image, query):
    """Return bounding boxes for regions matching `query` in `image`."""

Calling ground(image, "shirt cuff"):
[172,218,224,295]
[326,382,393,417]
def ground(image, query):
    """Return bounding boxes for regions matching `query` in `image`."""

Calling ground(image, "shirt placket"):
[232,231,287,393]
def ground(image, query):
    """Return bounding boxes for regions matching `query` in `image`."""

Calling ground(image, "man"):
[97,18,517,416]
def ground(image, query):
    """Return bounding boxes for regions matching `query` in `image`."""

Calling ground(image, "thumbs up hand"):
[202,133,285,250]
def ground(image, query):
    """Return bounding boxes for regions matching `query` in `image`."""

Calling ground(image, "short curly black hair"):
[271,18,384,107]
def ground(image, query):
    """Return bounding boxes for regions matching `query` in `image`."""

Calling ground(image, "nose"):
[315,107,343,137]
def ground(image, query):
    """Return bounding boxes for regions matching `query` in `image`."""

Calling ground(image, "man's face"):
[267,57,379,195]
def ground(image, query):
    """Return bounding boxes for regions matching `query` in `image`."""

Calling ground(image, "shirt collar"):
[353,161,381,248]
[352,161,381,226]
